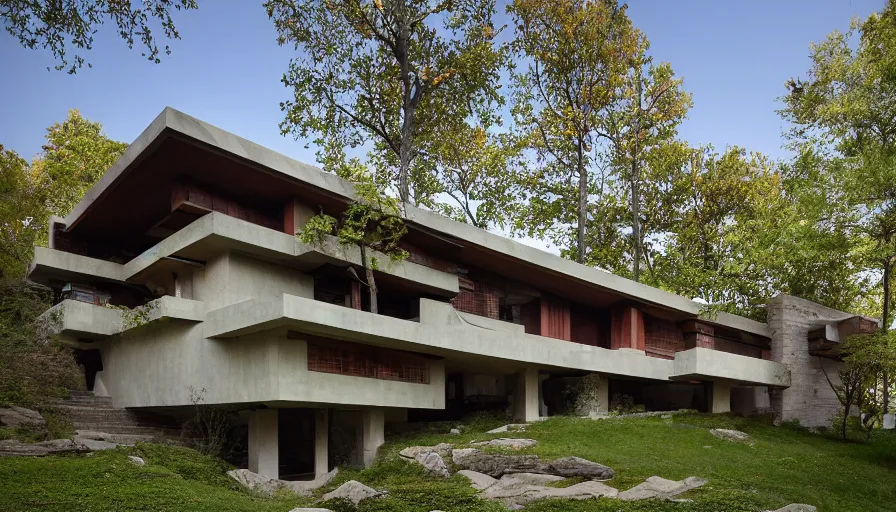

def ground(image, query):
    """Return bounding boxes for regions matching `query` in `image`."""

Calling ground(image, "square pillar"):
[710,381,731,414]
[315,408,329,478]
[361,408,385,467]
[513,367,540,422]
[248,409,279,478]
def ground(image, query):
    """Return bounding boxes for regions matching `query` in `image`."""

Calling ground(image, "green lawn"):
[1,413,894,512]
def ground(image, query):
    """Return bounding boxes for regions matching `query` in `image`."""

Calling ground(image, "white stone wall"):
[767,295,850,428]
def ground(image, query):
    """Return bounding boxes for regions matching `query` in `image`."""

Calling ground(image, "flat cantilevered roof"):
[62,107,772,339]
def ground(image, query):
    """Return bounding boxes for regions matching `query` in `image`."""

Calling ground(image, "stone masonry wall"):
[767,295,853,428]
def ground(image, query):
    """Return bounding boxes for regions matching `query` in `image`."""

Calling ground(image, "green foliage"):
[1,0,198,73]
[34,109,128,218]
[509,0,641,263]
[0,278,82,408]
[0,145,44,278]
[266,0,505,205]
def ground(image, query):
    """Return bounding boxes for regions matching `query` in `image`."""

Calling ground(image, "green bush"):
[131,442,236,488]
[0,278,82,408]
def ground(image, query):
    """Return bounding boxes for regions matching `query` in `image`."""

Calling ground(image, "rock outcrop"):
[321,480,386,505]
[617,476,707,501]
[710,429,751,442]
[451,448,615,480]
[0,406,45,428]
[765,505,817,512]
[471,438,537,450]
[227,468,338,496]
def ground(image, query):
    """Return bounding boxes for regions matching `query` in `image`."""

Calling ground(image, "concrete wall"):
[767,295,850,427]
[193,252,313,311]
[100,322,444,409]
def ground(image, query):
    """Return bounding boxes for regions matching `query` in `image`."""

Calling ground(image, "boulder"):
[128,456,145,466]
[288,509,334,512]
[449,428,461,434]
[483,479,618,507]
[765,505,817,512]
[710,429,751,442]
[457,470,497,490]
[415,451,450,478]
[452,448,545,477]
[321,480,385,505]
[0,406,45,428]
[399,443,453,459]
[547,456,615,480]
[471,438,537,450]
[226,469,282,495]
[496,473,565,487]
[618,476,707,501]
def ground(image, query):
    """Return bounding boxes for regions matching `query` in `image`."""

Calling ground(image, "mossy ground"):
[1,413,894,511]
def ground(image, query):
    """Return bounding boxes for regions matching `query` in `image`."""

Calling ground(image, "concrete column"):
[710,381,731,414]
[314,408,329,478]
[361,408,385,467]
[248,409,279,478]
[513,367,540,422]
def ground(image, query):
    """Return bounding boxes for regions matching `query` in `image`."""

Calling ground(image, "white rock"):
[484,479,618,506]
[450,428,461,434]
[618,476,707,501]
[710,429,751,442]
[472,438,537,450]
[496,473,565,487]
[127,455,145,466]
[321,480,384,505]
[415,451,450,478]
[399,443,453,459]
[227,469,282,495]
[457,470,497,490]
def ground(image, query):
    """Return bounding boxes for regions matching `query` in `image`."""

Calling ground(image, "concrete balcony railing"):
[40,296,205,341]
[671,347,790,388]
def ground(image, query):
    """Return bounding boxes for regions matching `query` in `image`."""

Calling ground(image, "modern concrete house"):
[29,108,875,481]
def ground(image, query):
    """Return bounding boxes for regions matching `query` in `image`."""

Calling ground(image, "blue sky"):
[0,0,883,164]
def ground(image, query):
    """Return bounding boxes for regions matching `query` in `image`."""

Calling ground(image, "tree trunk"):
[359,245,378,314]
[884,257,892,414]
[397,17,413,208]
[576,140,587,265]
[631,70,643,283]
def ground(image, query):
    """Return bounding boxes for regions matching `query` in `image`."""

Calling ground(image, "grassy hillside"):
[1,413,894,512]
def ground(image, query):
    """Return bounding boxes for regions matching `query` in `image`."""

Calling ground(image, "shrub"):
[182,386,237,457]
[0,278,82,407]
[610,393,645,415]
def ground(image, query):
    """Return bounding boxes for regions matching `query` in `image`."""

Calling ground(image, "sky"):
[0,0,884,165]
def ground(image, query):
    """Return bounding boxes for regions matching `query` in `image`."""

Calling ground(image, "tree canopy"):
[1,0,197,73]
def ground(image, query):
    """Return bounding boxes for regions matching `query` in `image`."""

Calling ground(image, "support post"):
[315,408,329,478]
[248,409,279,478]
[710,380,731,414]
[513,367,540,422]
[361,408,385,467]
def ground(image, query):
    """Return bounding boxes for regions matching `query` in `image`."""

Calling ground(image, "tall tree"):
[782,0,896,412]
[508,0,638,263]
[1,0,197,73]
[419,119,521,229]
[602,55,691,282]
[32,109,128,218]
[266,0,504,208]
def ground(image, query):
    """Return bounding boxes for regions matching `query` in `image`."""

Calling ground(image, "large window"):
[300,335,430,384]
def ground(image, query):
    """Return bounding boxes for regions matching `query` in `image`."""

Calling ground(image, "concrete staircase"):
[52,390,183,438]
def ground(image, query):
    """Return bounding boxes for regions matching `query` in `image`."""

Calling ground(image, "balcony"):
[40,296,205,341]
[671,347,790,388]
